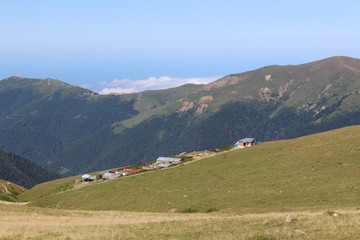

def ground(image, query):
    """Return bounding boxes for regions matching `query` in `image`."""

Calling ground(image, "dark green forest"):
[0,150,60,188]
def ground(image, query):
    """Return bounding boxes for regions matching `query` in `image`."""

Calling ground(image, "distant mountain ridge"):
[1,56,360,176]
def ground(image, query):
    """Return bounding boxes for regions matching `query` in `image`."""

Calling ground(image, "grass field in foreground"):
[19,125,360,213]
[0,205,360,239]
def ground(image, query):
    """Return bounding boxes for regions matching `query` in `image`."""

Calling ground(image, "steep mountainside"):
[1,56,360,176]
[0,77,140,175]
[0,150,60,188]
[19,125,360,212]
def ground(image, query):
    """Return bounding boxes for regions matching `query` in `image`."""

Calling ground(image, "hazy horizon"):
[1,0,359,93]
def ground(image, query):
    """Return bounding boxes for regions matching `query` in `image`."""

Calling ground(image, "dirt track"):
[0,200,29,206]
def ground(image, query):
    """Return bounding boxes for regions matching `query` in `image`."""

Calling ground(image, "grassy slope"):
[0,179,26,202]
[19,125,360,213]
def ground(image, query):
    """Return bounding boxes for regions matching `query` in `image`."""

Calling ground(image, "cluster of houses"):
[78,137,259,184]
[78,156,183,183]
[80,168,136,182]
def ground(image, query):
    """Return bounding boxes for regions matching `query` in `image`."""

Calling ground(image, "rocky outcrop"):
[259,87,272,102]
[195,96,214,114]
[277,80,293,98]
[202,75,248,90]
[178,96,214,114]
[259,80,293,102]
[265,75,272,81]
[179,101,195,112]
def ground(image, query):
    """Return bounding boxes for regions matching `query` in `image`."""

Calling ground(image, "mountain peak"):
[202,56,360,91]
[0,77,94,95]
[310,56,360,73]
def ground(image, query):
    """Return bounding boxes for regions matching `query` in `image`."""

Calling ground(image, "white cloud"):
[98,76,221,95]
[99,87,138,95]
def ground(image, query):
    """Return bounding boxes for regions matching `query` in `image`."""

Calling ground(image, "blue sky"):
[1,0,359,93]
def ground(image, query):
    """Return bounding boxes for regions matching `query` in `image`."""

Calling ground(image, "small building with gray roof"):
[156,157,182,164]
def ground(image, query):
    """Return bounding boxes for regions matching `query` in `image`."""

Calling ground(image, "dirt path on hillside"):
[0,200,29,206]
[181,146,242,164]
[61,147,245,194]
[0,182,11,195]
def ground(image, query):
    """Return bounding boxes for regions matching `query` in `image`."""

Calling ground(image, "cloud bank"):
[98,76,221,95]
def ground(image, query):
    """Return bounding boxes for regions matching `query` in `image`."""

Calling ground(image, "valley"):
[1,56,360,176]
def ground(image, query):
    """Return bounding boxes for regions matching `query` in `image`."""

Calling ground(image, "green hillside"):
[0,179,26,202]
[19,125,360,213]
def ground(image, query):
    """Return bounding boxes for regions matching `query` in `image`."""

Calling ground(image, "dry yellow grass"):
[1,205,360,239]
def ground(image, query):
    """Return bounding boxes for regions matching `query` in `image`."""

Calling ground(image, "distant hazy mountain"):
[0,150,60,188]
[1,56,360,176]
